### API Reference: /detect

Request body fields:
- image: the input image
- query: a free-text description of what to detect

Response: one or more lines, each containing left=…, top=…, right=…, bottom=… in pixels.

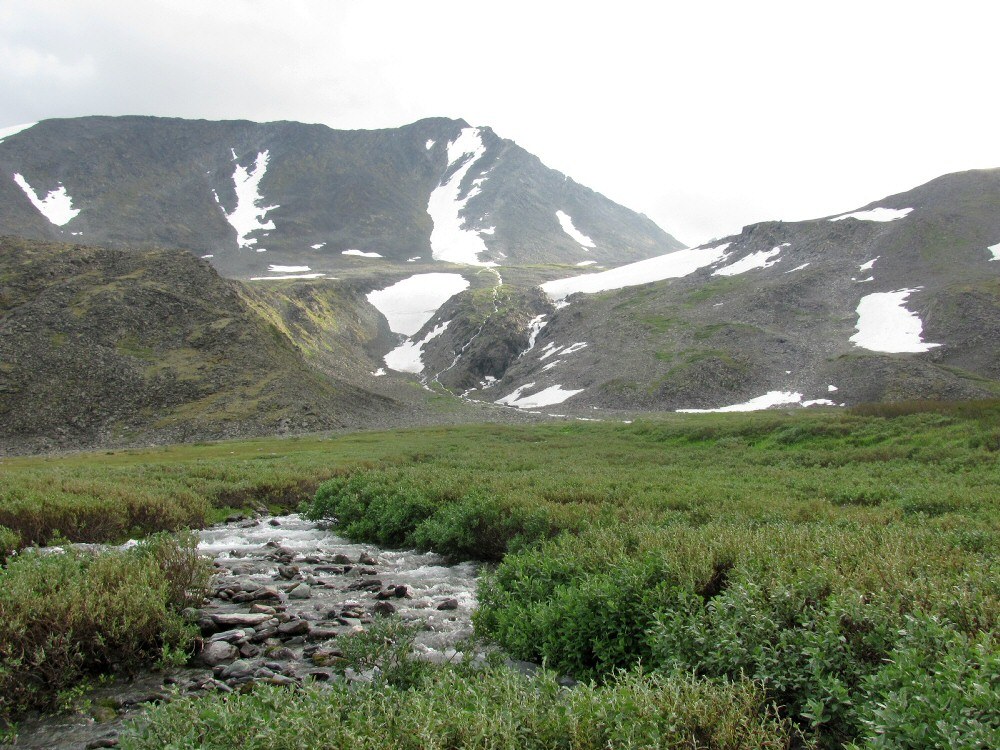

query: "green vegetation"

left=123, top=623, right=790, bottom=750
left=2, top=404, right=997, bottom=745
left=0, top=533, right=208, bottom=717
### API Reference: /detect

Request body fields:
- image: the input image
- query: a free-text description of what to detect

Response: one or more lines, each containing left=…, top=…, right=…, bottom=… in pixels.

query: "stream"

left=5, top=514, right=482, bottom=749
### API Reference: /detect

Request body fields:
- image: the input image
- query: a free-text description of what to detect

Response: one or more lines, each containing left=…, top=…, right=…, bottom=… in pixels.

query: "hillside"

left=413, top=169, right=1000, bottom=412
left=0, top=237, right=399, bottom=453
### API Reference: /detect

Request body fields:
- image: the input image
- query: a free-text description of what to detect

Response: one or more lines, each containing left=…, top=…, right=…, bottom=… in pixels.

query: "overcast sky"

left=2, top=0, right=997, bottom=246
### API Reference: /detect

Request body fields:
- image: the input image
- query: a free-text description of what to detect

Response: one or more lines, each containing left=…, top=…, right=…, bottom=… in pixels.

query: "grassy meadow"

left=1, top=403, right=998, bottom=747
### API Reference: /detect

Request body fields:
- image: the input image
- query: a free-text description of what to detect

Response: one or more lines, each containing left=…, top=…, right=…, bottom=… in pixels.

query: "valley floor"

left=1, top=403, right=997, bottom=748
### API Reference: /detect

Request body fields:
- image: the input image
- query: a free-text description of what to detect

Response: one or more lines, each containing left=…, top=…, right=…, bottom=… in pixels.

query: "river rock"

left=208, top=628, right=247, bottom=643
left=358, top=551, right=378, bottom=565
left=201, top=641, right=238, bottom=666
left=373, top=601, right=397, bottom=617
left=287, top=583, right=312, bottom=599
left=220, top=659, right=257, bottom=680
left=277, top=619, right=310, bottom=637
left=436, top=598, right=460, bottom=611
left=211, top=612, right=273, bottom=628
left=251, top=585, right=281, bottom=601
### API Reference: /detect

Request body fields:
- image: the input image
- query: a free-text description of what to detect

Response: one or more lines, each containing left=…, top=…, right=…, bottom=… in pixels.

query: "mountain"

left=0, top=115, right=996, bottom=452
left=0, top=116, right=682, bottom=279
left=448, top=169, right=999, bottom=413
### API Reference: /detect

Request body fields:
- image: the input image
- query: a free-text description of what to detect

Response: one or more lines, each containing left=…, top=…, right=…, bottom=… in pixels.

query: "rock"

left=201, top=641, right=238, bottom=666
left=265, top=674, right=298, bottom=687
left=277, top=564, right=299, bottom=580
left=208, top=628, right=247, bottom=643
left=269, top=518, right=281, bottom=526
left=251, top=586, right=281, bottom=601
left=287, top=583, right=312, bottom=599
left=313, top=565, right=346, bottom=574
left=306, top=626, right=340, bottom=641
left=373, top=601, right=397, bottom=617
left=220, top=659, right=256, bottom=680
left=211, top=613, right=273, bottom=628
left=358, top=552, right=378, bottom=565
left=436, top=598, right=460, bottom=611
left=266, top=646, right=296, bottom=660
left=376, top=585, right=408, bottom=600
left=358, top=567, right=378, bottom=576
left=250, top=603, right=277, bottom=614
left=347, top=578, right=382, bottom=592
left=333, top=553, right=352, bottom=564
left=85, top=736, right=120, bottom=749
left=239, top=643, right=261, bottom=658
left=250, top=626, right=278, bottom=643
left=277, top=619, right=311, bottom=637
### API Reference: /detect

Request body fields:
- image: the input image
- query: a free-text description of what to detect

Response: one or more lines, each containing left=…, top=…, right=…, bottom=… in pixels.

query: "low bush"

left=121, top=666, right=792, bottom=750
left=0, top=533, right=209, bottom=718
left=0, top=525, right=19, bottom=563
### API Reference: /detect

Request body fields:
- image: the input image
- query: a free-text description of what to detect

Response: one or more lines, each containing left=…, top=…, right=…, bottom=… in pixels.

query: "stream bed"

left=5, top=514, right=482, bottom=749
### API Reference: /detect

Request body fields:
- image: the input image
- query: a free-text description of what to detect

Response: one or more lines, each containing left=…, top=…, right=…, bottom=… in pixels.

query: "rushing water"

left=5, top=514, right=482, bottom=749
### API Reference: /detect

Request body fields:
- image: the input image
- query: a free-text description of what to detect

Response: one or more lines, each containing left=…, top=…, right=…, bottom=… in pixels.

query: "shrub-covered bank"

left=0, top=533, right=209, bottom=718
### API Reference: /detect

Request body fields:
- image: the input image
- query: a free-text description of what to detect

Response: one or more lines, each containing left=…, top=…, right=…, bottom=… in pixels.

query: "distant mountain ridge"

left=0, top=116, right=683, bottom=279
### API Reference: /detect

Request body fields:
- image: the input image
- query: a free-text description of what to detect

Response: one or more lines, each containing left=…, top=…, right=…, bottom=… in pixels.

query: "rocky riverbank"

left=5, top=514, right=481, bottom=749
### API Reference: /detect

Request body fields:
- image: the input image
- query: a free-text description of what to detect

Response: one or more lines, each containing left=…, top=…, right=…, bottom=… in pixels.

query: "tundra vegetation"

left=1, top=402, right=997, bottom=748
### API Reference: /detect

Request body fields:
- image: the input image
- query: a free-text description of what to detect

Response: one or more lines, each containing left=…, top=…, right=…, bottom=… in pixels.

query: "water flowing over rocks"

left=5, top=514, right=480, bottom=750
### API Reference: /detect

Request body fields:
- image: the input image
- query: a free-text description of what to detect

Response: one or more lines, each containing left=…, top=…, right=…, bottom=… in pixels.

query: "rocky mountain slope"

left=0, top=236, right=400, bottom=453
left=442, top=169, right=999, bottom=414
left=0, top=116, right=682, bottom=279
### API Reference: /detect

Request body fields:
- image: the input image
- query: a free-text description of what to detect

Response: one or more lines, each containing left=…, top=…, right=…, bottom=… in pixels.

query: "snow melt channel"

left=367, top=273, right=469, bottom=337
left=427, top=128, right=495, bottom=266
left=225, top=150, right=278, bottom=249
left=849, top=289, right=941, bottom=353
left=13, top=173, right=80, bottom=226
left=541, top=243, right=731, bottom=303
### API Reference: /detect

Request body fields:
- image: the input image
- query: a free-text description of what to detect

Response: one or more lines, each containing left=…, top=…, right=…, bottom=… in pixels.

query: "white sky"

left=1, top=0, right=997, bottom=246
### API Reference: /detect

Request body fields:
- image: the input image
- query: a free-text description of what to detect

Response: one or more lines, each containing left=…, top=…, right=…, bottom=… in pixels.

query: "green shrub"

left=851, top=616, right=1000, bottom=749
left=121, top=666, right=792, bottom=749
left=0, top=534, right=209, bottom=718
left=0, top=525, right=19, bottom=563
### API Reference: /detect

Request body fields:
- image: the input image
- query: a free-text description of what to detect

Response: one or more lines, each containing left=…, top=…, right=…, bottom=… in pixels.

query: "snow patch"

left=371, top=368, right=386, bottom=377
left=828, top=384, right=838, bottom=392
left=496, top=383, right=584, bottom=409
left=560, top=342, right=588, bottom=355
left=384, top=321, right=450, bottom=374
left=249, top=273, right=325, bottom=281
left=425, top=139, right=435, bottom=150
left=575, top=260, right=598, bottom=267
left=541, top=359, right=562, bottom=372
left=201, top=254, right=214, bottom=259
left=311, top=242, right=326, bottom=250
left=785, top=263, right=810, bottom=273
left=225, top=151, right=278, bottom=248
left=802, top=399, right=837, bottom=407
left=407, top=256, right=421, bottom=263
left=12, top=173, right=80, bottom=226
left=538, top=343, right=561, bottom=361
left=859, top=257, right=879, bottom=271
left=850, top=289, right=941, bottom=353
left=677, top=391, right=804, bottom=413
left=343, top=249, right=383, bottom=258
left=713, top=245, right=785, bottom=276
left=988, top=243, right=1000, bottom=261
left=830, top=207, right=913, bottom=222
left=542, top=243, right=730, bottom=303
left=427, top=128, right=495, bottom=266
left=366, top=273, right=469, bottom=336
left=555, top=210, right=596, bottom=249
left=268, top=265, right=310, bottom=273
left=0, top=122, right=37, bottom=143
